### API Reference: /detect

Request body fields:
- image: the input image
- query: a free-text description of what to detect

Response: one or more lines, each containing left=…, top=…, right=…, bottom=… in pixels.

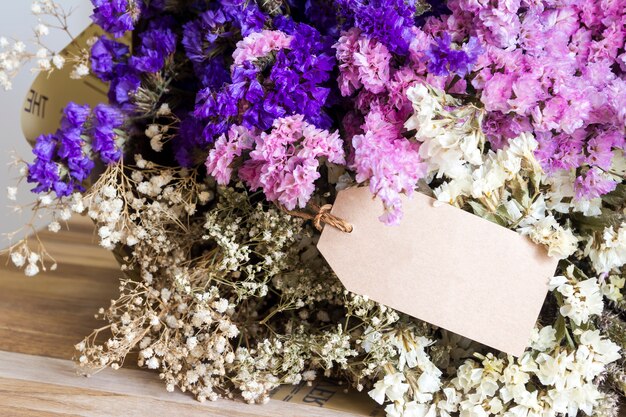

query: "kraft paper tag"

left=21, top=25, right=130, bottom=145
left=318, top=187, right=558, bottom=356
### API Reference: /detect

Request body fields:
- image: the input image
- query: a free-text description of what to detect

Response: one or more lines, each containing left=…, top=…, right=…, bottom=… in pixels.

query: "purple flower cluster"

left=425, top=33, right=482, bottom=77
left=335, top=0, right=418, bottom=55
left=91, top=18, right=176, bottom=110
left=81, top=0, right=625, bottom=222
left=91, top=0, right=140, bottom=38
left=27, top=103, right=124, bottom=197
left=129, top=17, right=177, bottom=73
left=182, top=1, right=266, bottom=88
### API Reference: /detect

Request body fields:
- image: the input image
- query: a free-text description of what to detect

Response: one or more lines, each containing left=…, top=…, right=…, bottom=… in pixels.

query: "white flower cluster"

left=368, top=324, right=620, bottom=417
left=405, top=84, right=484, bottom=180
left=406, top=85, right=578, bottom=260
left=550, top=266, right=604, bottom=326
left=585, top=223, right=626, bottom=274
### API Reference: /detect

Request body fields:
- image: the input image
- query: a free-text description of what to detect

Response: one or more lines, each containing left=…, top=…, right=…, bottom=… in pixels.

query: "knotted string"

left=279, top=203, right=353, bottom=233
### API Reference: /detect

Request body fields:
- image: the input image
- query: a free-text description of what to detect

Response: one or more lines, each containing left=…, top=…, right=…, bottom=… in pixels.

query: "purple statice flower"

left=207, top=115, right=345, bottom=210
left=425, top=33, right=483, bottom=77
left=535, top=131, right=586, bottom=174
left=91, top=105, right=125, bottom=164
left=267, top=21, right=335, bottom=129
left=129, top=17, right=177, bottom=73
left=182, top=2, right=267, bottom=88
left=574, top=168, right=618, bottom=200
left=90, top=36, right=139, bottom=110
left=108, top=66, right=141, bottom=110
left=58, top=127, right=95, bottom=183
left=27, top=102, right=127, bottom=197
left=90, top=37, right=130, bottom=82
left=90, top=0, right=140, bottom=38
left=335, top=0, right=417, bottom=55
left=174, top=116, right=206, bottom=167
left=193, top=63, right=263, bottom=143
left=27, top=134, right=64, bottom=195
left=61, top=102, right=91, bottom=130
left=222, top=0, right=266, bottom=37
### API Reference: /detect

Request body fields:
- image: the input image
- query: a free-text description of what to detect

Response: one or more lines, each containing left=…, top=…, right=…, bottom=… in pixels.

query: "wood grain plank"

left=0, top=352, right=365, bottom=417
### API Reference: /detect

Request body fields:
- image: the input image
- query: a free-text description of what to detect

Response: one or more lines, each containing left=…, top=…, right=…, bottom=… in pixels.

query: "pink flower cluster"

left=334, top=28, right=446, bottom=224
left=232, top=30, right=293, bottom=66
left=206, top=115, right=345, bottom=210
left=337, top=0, right=626, bottom=215
left=435, top=0, right=626, bottom=199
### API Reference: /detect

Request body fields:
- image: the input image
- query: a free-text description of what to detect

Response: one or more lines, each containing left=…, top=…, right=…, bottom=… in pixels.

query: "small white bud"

left=11, top=252, right=25, bottom=268
left=35, top=23, right=49, bottom=36
left=48, top=221, right=61, bottom=233
left=6, top=186, right=17, bottom=201
left=52, top=55, right=65, bottom=69
left=25, top=263, right=40, bottom=276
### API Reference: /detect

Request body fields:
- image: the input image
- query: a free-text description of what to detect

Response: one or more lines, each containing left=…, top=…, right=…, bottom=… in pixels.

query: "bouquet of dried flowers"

left=3, top=0, right=626, bottom=416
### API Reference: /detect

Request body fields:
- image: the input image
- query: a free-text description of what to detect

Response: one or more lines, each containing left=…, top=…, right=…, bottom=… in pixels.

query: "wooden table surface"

left=0, top=216, right=379, bottom=417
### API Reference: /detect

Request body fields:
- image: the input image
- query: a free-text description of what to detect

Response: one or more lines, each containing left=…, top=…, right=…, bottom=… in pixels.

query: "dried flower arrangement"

left=2, top=1, right=626, bottom=416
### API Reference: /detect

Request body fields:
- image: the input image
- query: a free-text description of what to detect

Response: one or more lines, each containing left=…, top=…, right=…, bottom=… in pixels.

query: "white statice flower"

left=585, top=223, right=626, bottom=274
left=469, top=158, right=507, bottom=199
left=600, top=275, right=625, bottom=303
left=369, top=372, right=410, bottom=405
left=405, top=83, right=442, bottom=130
left=6, top=186, right=17, bottom=201
left=550, top=272, right=603, bottom=326
left=519, top=215, right=578, bottom=259
left=434, top=174, right=472, bottom=206
left=544, top=171, right=602, bottom=216
left=530, top=326, right=557, bottom=352
left=578, top=330, right=621, bottom=366
left=405, top=84, right=485, bottom=180
left=70, top=63, right=89, bottom=79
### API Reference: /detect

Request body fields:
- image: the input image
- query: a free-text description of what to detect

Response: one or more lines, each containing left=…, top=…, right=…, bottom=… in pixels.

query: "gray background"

left=1, top=1, right=90, bottom=241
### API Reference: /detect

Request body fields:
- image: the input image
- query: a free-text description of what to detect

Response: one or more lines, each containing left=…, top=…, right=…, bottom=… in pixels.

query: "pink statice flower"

left=232, top=30, right=293, bottom=66
left=235, top=115, right=345, bottom=210
left=352, top=107, right=426, bottom=225
left=481, top=72, right=514, bottom=113
left=335, top=28, right=392, bottom=95
left=353, top=36, right=392, bottom=94
left=335, top=28, right=363, bottom=96
left=206, top=125, right=258, bottom=184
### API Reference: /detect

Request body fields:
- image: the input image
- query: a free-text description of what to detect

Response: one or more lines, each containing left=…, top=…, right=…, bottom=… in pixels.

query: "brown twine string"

left=279, top=203, right=353, bottom=233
